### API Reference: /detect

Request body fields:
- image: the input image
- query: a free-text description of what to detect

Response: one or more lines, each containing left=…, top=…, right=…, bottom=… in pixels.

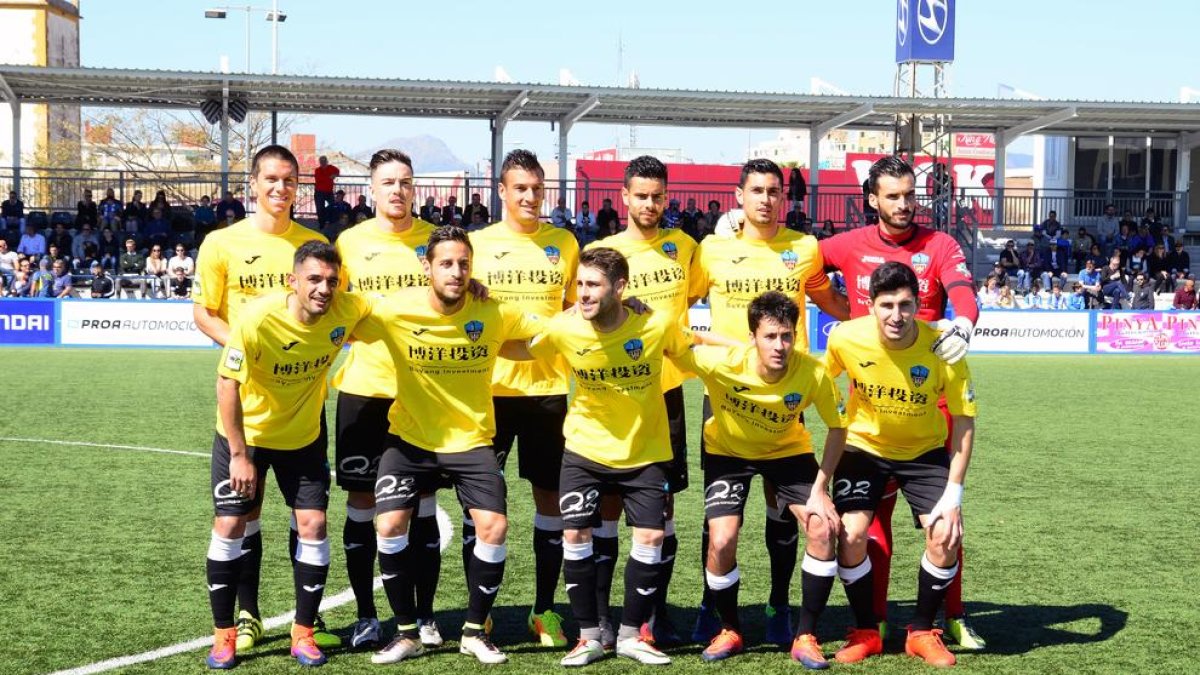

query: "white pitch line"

left=0, top=437, right=209, bottom=458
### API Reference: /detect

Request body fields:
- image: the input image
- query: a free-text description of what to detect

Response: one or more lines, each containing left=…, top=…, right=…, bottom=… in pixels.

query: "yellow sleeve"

left=943, top=358, right=977, bottom=417
left=499, top=300, right=543, bottom=342
left=687, top=244, right=710, bottom=300
left=810, top=365, right=849, bottom=429
left=350, top=295, right=390, bottom=345
left=217, top=317, right=254, bottom=383
left=662, top=321, right=694, bottom=359
left=561, top=236, right=580, bottom=304
left=334, top=237, right=352, bottom=292
left=194, top=238, right=226, bottom=311
left=684, top=344, right=725, bottom=376
left=527, top=323, right=559, bottom=361
left=803, top=239, right=831, bottom=293
left=822, top=329, right=845, bottom=379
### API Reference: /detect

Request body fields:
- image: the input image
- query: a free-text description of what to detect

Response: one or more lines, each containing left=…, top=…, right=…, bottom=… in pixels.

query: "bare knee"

left=376, top=510, right=411, bottom=538
left=472, top=510, right=508, bottom=545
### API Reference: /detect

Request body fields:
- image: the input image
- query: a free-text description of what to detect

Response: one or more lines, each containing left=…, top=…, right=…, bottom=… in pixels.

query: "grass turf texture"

left=1, top=349, right=1197, bottom=674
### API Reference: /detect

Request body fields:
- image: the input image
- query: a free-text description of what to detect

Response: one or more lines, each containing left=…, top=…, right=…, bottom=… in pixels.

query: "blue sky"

left=80, top=0, right=1200, bottom=165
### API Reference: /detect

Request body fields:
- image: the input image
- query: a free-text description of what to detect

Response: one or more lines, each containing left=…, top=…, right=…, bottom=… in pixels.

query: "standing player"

left=818, top=155, right=983, bottom=649
left=583, top=155, right=697, bottom=645
left=688, top=158, right=849, bottom=645
left=192, top=145, right=338, bottom=651
left=679, top=291, right=848, bottom=666
left=329, top=149, right=442, bottom=649
left=469, top=150, right=580, bottom=647
left=204, top=241, right=370, bottom=669
left=353, top=226, right=541, bottom=665
left=823, top=261, right=976, bottom=667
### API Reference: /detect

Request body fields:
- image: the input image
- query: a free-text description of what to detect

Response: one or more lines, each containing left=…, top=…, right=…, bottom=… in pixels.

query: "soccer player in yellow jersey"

left=584, top=155, right=696, bottom=646
left=328, top=149, right=439, bottom=649
left=469, top=149, right=579, bottom=647
left=205, top=241, right=370, bottom=669
left=350, top=226, right=541, bottom=665
left=688, top=158, right=850, bottom=646
left=823, top=261, right=976, bottom=668
left=192, top=144, right=331, bottom=652
left=675, top=291, right=847, bottom=667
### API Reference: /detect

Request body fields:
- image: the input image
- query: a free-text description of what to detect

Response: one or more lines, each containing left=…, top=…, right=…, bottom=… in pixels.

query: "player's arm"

left=805, top=365, right=850, bottom=532
left=927, top=358, right=976, bottom=549
left=809, top=284, right=850, bottom=321
left=192, top=243, right=230, bottom=345
left=216, top=375, right=254, bottom=496
left=691, top=329, right=742, bottom=348
left=195, top=305, right=231, bottom=346
left=931, top=236, right=980, bottom=364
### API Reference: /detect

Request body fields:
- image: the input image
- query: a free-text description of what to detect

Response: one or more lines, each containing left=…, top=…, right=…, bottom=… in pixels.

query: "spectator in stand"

left=1072, top=226, right=1095, bottom=272
left=215, top=190, right=245, bottom=221
left=440, top=194, right=463, bottom=225
left=118, top=237, right=146, bottom=298
left=575, top=200, right=597, bottom=245
left=1018, top=241, right=1040, bottom=292
left=99, top=188, right=123, bottom=227
left=1142, top=208, right=1165, bottom=243
left=996, top=285, right=1017, bottom=309
left=1119, top=209, right=1138, bottom=233
left=815, top=218, right=836, bottom=240
left=597, top=197, right=620, bottom=237
left=463, top=192, right=489, bottom=225
left=990, top=261, right=1009, bottom=289
left=1147, top=243, right=1174, bottom=293
left=465, top=209, right=489, bottom=233
left=30, top=258, right=54, bottom=297
left=1077, top=259, right=1104, bottom=308
left=98, top=227, right=120, bottom=270
left=75, top=189, right=98, bottom=229
left=1097, top=204, right=1119, bottom=253
left=46, top=243, right=68, bottom=269
left=313, top=155, right=339, bottom=226
left=1040, top=210, right=1063, bottom=238
left=50, top=223, right=73, bottom=258
left=550, top=197, right=573, bottom=229
left=142, top=207, right=171, bottom=249
left=0, top=239, right=17, bottom=286
left=418, top=195, right=438, bottom=222
left=72, top=223, right=99, bottom=263
left=1086, top=243, right=1107, bottom=270
left=978, top=276, right=1001, bottom=308
left=1127, top=244, right=1149, bottom=278
left=1130, top=273, right=1155, bottom=309
left=426, top=208, right=442, bottom=226
left=193, top=194, right=218, bottom=244
left=89, top=261, right=115, bottom=299
left=784, top=201, right=806, bottom=232
left=169, top=266, right=192, bottom=300
left=1101, top=256, right=1131, bottom=309
left=1023, top=280, right=1045, bottom=309
left=216, top=208, right=238, bottom=231
left=1066, top=281, right=1087, bottom=309
left=704, top=199, right=722, bottom=234
left=681, top=197, right=704, bottom=240
left=1113, top=222, right=1134, bottom=258
left=168, top=243, right=195, bottom=276
left=73, top=242, right=100, bottom=273
left=1172, top=278, right=1197, bottom=310
left=1042, top=239, right=1070, bottom=290
left=1045, top=280, right=1069, bottom=310
left=1130, top=223, right=1155, bottom=255
left=7, top=260, right=32, bottom=297
left=998, top=239, right=1020, bottom=281
left=351, top=194, right=374, bottom=222
left=2, top=190, right=25, bottom=229
left=1168, top=240, right=1191, bottom=283
left=144, top=244, right=169, bottom=298
left=328, top=189, right=353, bottom=226
left=662, top=197, right=682, bottom=229
left=123, top=189, right=149, bottom=225
left=149, top=190, right=172, bottom=218
left=51, top=258, right=75, bottom=298
left=1029, top=224, right=1051, bottom=257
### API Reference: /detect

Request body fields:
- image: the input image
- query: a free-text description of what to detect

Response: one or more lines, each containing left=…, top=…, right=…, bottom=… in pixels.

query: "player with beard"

left=817, top=156, right=983, bottom=652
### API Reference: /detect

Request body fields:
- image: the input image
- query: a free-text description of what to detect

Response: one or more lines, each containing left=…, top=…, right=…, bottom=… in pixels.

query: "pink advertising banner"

left=1094, top=312, right=1200, bottom=353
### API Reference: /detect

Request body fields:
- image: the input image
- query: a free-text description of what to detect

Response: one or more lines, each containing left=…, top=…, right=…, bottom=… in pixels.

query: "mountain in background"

left=354, top=135, right=470, bottom=173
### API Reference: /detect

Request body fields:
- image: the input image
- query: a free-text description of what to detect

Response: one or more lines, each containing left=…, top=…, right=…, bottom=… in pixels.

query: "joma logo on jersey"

left=909, top=365, right=930, bottom=387
left=623, top=338, right=644, bottom=361
left=911, top=253, right=931, bottom=275
left=784, top=392, right=803, bottom=410
left=464, top=320, right=484, bottom=342
left=544, top=246, right=561, bottom=264
left=329, top=326, right=346, bottom=346
left=662, top=241, right=678, bottom=260
left=780, top=250, right=798, bottom=270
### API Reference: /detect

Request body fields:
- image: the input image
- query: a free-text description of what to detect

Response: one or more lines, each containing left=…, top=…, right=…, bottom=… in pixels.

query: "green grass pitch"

left=1, top=349, right=1197, bottom=674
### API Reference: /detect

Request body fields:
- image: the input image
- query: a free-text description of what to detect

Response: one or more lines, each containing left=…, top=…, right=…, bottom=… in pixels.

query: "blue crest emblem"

left=464, top=320, right=484, bottom=343
left=662, top=241, right=678, bottom=260
left=910, top=364, right=930, bottom=387
left=911, top=252, right=931, bottom=275
left=623, top=338, right=644, bottom=361
left=781, top=249, right=798, bottom=270
left=783, top=392, right=802, bottom=411
left=329, top=326, right=346, bottom=346
left=544, top=245, right=561, bottom=265
left=414, top=245, right=427, bottom=259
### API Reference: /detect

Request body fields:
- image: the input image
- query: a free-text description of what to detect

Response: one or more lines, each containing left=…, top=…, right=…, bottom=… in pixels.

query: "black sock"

left=293, top=560, right=329, bottom=628
left=563, top=552, right=599, bottom=630
left=466, top=542, right=506, bottom=628
left=841, top=558, right=876, bottom=629
left=765, top=510, right=798, bottom=609
left=410, top=512, right=441, bottom=620
left=593, top=527, right=619, bottom=622
left=700, top=520, right=712, bottom=608
left=207, top=555, right=243, bottom=629
left=343, top=516, right=377, bottom=619
left=655, top=525, right=678, bottom=618
left=706, top=567, right=741, bottom=631
left=236, top=528, right=262, bottom=618
left=532, top=520, right=564, bottom=615
left=620, top=557, right=660, bottom=632
left=288, top=526, right=299, bottom=568
left=460, top=516, right=476, bottom=584
left=796, top=556, right=837, bottom=636
left=379, top=540, right=417, bottom=635
left=913, top=556, right=957, bottom=631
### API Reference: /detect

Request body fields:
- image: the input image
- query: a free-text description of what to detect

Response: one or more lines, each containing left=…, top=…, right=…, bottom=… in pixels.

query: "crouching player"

left=677, top=291, right=848, bottom=667
left=824, top=261, right=976, bottom=667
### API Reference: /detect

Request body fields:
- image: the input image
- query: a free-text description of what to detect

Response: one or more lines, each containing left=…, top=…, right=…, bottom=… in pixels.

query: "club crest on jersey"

left=662, top=241, right=678, bottom=260
left=781, top=249, right=798, bottom=270
left=544, top=245, right=561, bottom=265
left=910, top=364, right=930, bottom=388
left=783, top=392, right=802, bottom=411
left=329, top=326, right=346, bottom=346
left=911, top=252, right=931, bottom=275
left=623, top=338, right=644, bottom=361
left=464, top=320, right=484, bottom=342
left=414, top=245, right=427, bottom=259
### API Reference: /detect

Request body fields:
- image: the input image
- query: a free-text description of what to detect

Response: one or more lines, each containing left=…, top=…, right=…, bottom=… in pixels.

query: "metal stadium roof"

left=4, top=65, right=1200, bottom=136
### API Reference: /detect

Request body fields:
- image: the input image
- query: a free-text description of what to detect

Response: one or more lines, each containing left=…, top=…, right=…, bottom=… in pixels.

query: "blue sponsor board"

left=0, top=298, right=57, bottom=344
left=895, top=0, right=955, bottom=64
left=813, top=310, right=841, bottom=352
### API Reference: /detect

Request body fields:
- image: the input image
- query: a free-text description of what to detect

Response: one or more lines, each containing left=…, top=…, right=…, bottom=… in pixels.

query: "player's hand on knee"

left=802, top=491, right=841, bottom=538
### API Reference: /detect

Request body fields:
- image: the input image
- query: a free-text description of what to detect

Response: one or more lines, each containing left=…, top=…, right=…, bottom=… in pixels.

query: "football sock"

left=563, top=540, right=599, bottom=631
left=796, top=554, right=838, bottom=636
left=532, top=513, right=564, bottom=615
left=411, top=496, right=442, bottom=620
left=207, top=532, right=245, bottom=629
left=914, top=553, right=958, bottom=631
left=655, top=519, right=678, bottom=619
left=765, top=506, right=799, bottom=609
left=342, top=505, right=377, bottom=619
left=466, top=540, right=506, bottom=627
left=293, top=538, right=330, bottom=627
left=236, top=519, right=262, bottom=618
left=619, top=542, right=661, bottom=638
left=705, top=566, right=741, bottom=631
left=593, top=520, right=619, bottom=621
left=378, top=533, right=417, bottom=635
left=840, top=557, right=876, bottom=629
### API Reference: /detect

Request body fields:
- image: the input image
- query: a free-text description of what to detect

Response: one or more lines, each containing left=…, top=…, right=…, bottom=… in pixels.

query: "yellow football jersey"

left=529, top=311, right=693, bottom=469
left=689, top=228, right=828, bottom=352
left=823, top=317, right=976, bottom=460
left=331, top=217, right=434, bottom=398
left=678, top=344, right=847, bottom=460
left=216, top=291, right=371, bottom=450
left=586, top=228, right=697, bottom=391
left=470, top=222, right=579, bottom=397
left=352, top=289, right=541, bottom=453
left=194, top=219, right=326, bottom=326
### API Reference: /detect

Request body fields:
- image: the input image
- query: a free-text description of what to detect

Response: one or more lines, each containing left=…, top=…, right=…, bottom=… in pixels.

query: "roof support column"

left=220, top=80, right=230, bottom=197
left=0, top=74, right=20, bottom=195
left=557, top=95, right=598, bottom=213
left=994, top=130, right=1006, bottom=228
left=490, top=90, right=530, bottom=219
left=809, top=104, right=873, bottom=221
left=1177, top=131, right=1195, bottom=231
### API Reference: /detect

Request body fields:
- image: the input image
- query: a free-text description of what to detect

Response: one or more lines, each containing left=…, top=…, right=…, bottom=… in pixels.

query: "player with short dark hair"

left=823, top=261, right=977, bottom=667
left=192, top=143, right=335, bottom=653
left=204, top=240, right=370, bottom=669
left=468, top=150, right=580, bottom=648
left=818, top=155, right=983, bottom=649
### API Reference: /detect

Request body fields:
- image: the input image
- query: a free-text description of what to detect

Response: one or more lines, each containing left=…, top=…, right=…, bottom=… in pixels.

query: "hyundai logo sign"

left=917, top=0, right=949, bottom=45
left=896, top=0, right=955, bottom=63
left=896, top=0, right=909, bottom=46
